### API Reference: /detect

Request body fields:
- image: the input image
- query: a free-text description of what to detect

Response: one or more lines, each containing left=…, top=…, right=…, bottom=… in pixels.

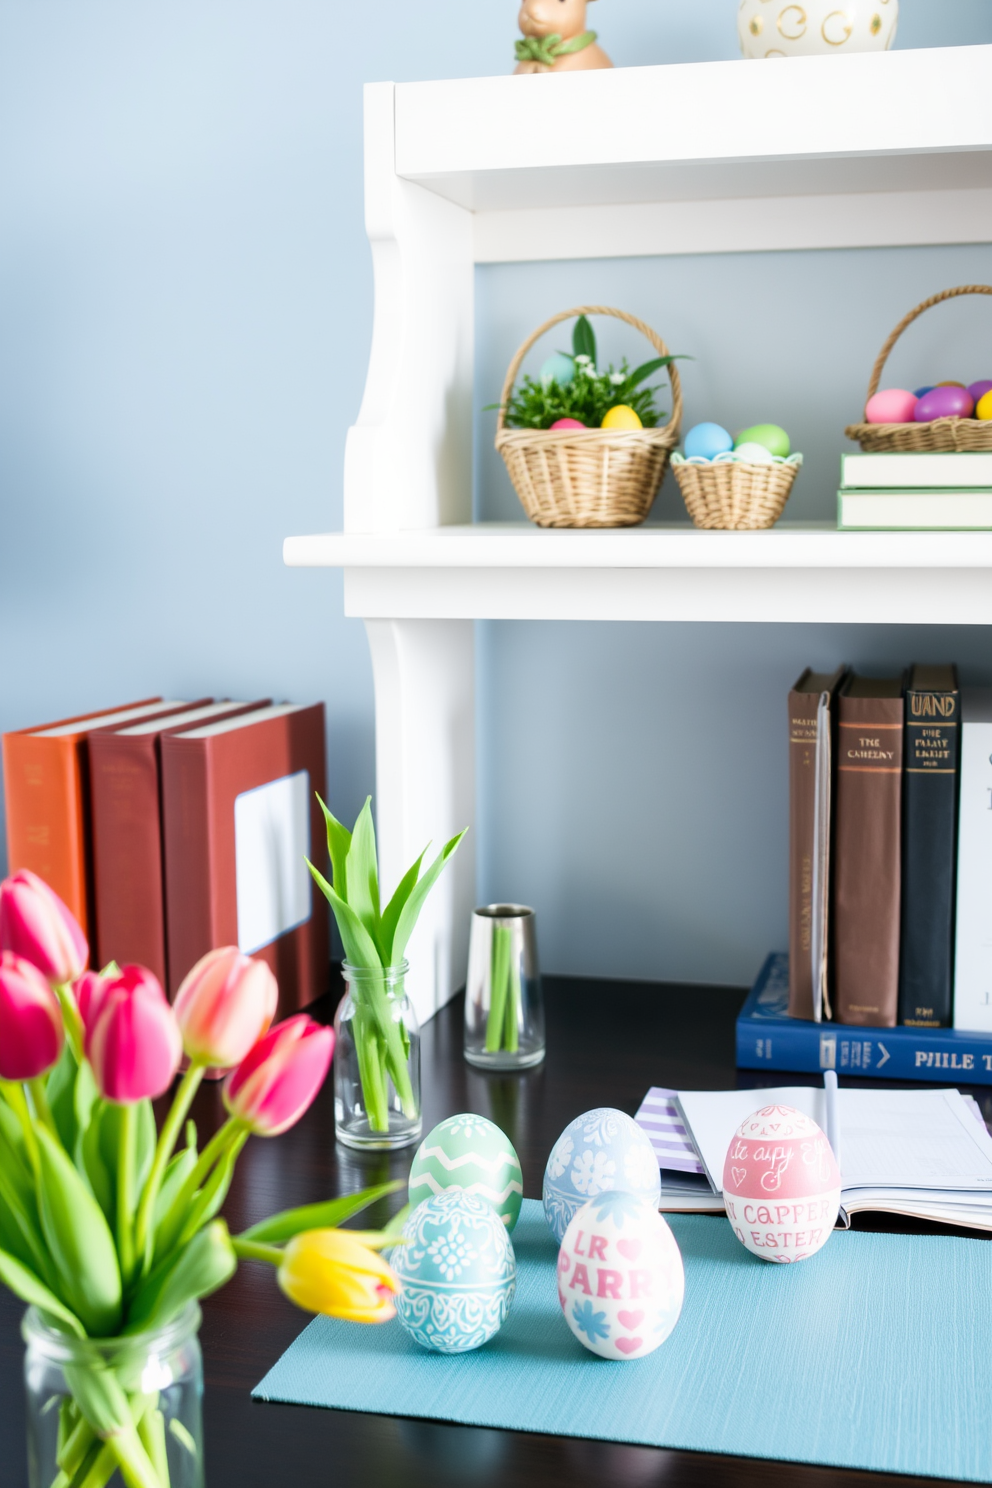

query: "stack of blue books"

left=738, top=954, right=992, bottom=1084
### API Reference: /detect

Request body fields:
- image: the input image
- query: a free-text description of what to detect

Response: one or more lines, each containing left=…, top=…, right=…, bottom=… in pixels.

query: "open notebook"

left=674, top=1085, right=992, bottom=1232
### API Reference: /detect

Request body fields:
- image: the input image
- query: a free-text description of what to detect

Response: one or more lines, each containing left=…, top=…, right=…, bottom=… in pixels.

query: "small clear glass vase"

left=464, top=905, right=545, bottom=1071
left=23, top=1302, right=203, bottom=1488
left=335, top=960, right=422, bottom=1150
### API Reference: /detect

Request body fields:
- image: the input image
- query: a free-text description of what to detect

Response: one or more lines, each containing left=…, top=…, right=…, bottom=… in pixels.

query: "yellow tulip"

left=277, top=1229, right=401, bottom=1323
left=601, top=404, right=643, bottom=431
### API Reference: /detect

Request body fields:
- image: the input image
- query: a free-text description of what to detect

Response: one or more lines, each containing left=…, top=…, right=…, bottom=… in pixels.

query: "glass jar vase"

left=464, top=905, right=545, bottom=1071
left=23, top=1302, right=203, bottom=1488
left=334, top=960, right=422, bottom=1149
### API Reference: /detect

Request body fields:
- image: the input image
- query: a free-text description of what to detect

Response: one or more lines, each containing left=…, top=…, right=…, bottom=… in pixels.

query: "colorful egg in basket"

left=390, top=1190, right=517, bottom=1353
left=408, top=1113, right=523, bottom=1231
left=722, top=1104, right=841, bottom=1264
left=557, top=1190, right=684, bottom=1360
left=543, top=1107, right=660, bottom=1244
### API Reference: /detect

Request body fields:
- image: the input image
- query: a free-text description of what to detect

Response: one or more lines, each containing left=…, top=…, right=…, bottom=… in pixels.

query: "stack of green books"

left=837, top=453, right=992, bottom=530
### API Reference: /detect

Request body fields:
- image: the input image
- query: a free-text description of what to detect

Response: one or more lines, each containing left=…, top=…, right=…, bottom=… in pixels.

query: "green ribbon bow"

left=514, top=30, right=596, bottom=68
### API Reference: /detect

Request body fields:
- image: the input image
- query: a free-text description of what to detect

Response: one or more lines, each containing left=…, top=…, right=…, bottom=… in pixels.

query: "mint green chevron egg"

left=409, top=1114, right=523, bottom=1231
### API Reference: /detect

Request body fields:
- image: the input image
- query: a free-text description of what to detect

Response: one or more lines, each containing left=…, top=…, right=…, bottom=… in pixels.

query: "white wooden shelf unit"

left=285, top=47, right=992, bottom=1022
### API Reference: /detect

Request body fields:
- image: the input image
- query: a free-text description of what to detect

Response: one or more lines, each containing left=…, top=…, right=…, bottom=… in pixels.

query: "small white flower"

left=574, top=354, right=591, bottom=365
left=610, top=372, right=625, bottom=386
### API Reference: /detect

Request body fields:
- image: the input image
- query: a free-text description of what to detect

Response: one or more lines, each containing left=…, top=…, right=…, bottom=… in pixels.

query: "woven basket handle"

left=864, top=284, right=992, bottom=407
left=496, top=304, right=684, bottom=434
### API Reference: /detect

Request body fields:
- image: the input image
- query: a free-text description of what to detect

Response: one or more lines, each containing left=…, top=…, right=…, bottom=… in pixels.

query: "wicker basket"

left=845, top=285, right=992, bottom=452
left=495, top=305, right=682, bottom=528
left=672, top=455, right=802, bottom=531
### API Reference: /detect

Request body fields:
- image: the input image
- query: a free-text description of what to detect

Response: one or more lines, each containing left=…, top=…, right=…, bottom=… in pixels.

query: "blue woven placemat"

left=254, top=1199, right=992, bottom=1481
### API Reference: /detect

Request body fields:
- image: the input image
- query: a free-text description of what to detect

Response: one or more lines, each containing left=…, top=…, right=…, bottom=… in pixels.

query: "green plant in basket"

left=307, top=797, right=466, bottom=1135
left=494, top=314, right=689, bottom=430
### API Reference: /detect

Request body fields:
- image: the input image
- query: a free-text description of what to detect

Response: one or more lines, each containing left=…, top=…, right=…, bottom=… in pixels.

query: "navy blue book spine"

left=898, top=676, right=959, bottom=1027
left=739, top=955, right=992, bottom=1083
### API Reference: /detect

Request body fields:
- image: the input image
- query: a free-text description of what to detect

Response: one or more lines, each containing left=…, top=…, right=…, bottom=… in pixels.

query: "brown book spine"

left=2, top=732, right=93, bottom=941
left=834, top=694, right=904, bottom=1026
left=89, top=734, right=171, bottom=984
left=788, top=690, right=819, bottom=1019
left=161, top=742, right=215, bottom=998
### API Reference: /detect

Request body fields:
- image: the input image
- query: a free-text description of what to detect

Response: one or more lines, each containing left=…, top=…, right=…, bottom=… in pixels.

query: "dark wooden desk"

left=2, top=976, right=985, bottom=1488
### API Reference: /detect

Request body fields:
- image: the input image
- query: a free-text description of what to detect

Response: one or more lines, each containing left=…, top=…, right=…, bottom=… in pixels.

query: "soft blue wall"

left=1, top=1, right=990, bottom=985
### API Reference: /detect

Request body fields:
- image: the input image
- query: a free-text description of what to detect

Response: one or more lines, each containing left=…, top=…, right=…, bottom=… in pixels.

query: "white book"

left=954, top=689, right=992, bottom=1032
left=838, top=489, right=992, bottom=530
left=841, top=452, right=992, bottom=489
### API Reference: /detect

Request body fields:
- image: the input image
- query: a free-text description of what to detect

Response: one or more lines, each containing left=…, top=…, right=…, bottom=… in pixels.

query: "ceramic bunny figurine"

left=514, top=0, right=613, bottom=73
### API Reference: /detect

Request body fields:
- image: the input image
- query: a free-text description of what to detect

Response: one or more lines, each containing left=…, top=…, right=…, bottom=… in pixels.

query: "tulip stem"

left=27, top=1075, right=58, bottom=1140
left=231, top=1238, right=283, bottom=1266
left=152, top=1117, right=242, bottom=1264
left=134, top=1062, right=205, bottom=1273
left=117, top=1102, right=136, bottom=1284
left=0, top=1080, right=39, bottom=1173
left=54, top=982, right=85, bottom=1065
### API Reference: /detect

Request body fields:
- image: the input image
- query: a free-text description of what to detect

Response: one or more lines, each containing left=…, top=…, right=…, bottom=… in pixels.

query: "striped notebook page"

left=635, top=1087, right=704, bottom=1174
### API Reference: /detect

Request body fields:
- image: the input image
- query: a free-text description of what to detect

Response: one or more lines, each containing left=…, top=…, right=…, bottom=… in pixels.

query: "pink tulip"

left=0, top=950, right=64, bottom=1080
left=223, top=1015, right=333, bottom=1136
left=173, top=947, right=278, bottom=1068
left=0, top=869, right=88, bottom=984
left=84, top=965, right=182, bottom=1103
left=73, top=969, right=108, bottom=1027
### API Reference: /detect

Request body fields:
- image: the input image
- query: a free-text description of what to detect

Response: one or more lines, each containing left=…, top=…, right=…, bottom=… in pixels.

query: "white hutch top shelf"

left=394, top=45, right=992, bottom=260
left=284, top=526, right=992, bottom=625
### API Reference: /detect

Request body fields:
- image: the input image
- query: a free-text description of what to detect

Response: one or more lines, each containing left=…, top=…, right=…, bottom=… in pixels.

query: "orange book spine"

left=3, top=732, right=93, bottom=944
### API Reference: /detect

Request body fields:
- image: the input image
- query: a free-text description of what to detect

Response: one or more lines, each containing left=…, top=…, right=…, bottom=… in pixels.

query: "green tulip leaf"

left=237, top=1179, right=405, bottom=1245
left=35, top=1126, right=122, bottom=1338
left=125, top=1220, right=236, bottom=1335
left=306, top=861, right=382, bottom=969
left=0, top=1247, right=85, bottom=1337
left=379, top=849, right=427, bottom=966
left=46, top=1043, right=80, bottom=1154
left=316, top=793, right=352, bottom=900
left=346, top=798, right=383, bottom=953
left=389, top=829, right=467, bottom=965
left=79, top=1103, right=114, bottom=1222
left=154, top=1145, right=198, bottom=1232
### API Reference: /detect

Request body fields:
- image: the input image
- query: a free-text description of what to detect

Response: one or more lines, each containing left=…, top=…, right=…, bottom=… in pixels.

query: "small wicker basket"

left=845, top=285, right=992, bottom=453
left=672, top=454, right=802, bottom=531
left=495, top=305, right=682, bottom=528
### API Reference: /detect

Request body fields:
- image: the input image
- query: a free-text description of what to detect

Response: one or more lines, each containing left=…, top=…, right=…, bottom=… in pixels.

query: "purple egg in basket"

left=914, top=385, right=975, bottom=422
left=968, top=380, right=992, bottom=407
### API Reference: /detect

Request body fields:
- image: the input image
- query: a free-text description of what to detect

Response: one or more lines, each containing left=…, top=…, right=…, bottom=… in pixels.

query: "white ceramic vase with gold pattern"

left=738, top=0, right=898, bottom=57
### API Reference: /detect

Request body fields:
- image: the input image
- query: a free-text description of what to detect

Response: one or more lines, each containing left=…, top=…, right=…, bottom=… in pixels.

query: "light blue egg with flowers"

left=540, top=352, right=575, bottom=388
left=390, top=1190, right=517, bottom=1354
left=684, top=422, right=733, bottom=460
left=543, top=1107, right=661, bottom=1244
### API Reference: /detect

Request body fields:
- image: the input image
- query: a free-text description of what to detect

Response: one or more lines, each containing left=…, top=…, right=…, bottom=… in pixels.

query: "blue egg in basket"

left=684, top=422, right=733, bottom=460
left=390, top=1190, right=517, bottom=1353
left=543, top=1107, right=661, bottom=1243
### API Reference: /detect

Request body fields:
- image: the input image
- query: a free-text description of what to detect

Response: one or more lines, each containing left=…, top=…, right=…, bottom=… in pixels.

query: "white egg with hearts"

left=543, top=1107, right=661, bottom=1243
left=557, top=1191, right=684, bottom=1361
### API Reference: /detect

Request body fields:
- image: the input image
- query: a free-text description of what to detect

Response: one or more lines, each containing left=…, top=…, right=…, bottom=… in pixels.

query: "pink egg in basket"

left=864, top=388, right=917, bottom=424
left=722, top=1105, right=841, bottom=1264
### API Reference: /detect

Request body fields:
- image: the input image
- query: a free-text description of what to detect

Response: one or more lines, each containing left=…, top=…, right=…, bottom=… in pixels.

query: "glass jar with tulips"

left=0, top=870, right=406, bottom=1488
left=307, top=797, right=465, bottom=1151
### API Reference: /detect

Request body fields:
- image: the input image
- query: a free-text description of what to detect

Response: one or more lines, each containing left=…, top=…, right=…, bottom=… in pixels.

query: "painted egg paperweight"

left=723, top=1104, right=841, bottom=1264
left=557, top=1191, right=684, bottom=1361
left=390, top=1190, right=517, bottom=1353
left=408, top=1113, right=524, bottom=1230
left=543, top=1107, right=661, bottom=1244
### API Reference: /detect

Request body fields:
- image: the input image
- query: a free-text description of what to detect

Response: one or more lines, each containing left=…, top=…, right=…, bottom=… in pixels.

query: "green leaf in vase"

left=379, top=849, right=427, bottom=966
left=35, top=1126, right=122, bottom=1337
left=0, top=1247, right=85, bottom=1337
left=125, top=1220, right=236, bottom=1335
left=389, top=830, right=468, bottom=965
left=306, top=861, right=382, bottom=969
left=316, top=793, right=352, bottom=900
left=237, top=1180, right=405, bottom=1245
left=347, top=798, right=383, bottom=953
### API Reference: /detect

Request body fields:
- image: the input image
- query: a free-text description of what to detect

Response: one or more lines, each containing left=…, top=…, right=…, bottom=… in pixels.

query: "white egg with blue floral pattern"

left=543, top=1107, right=661, bottom=1243
left=558, top=1191, right=684, bottom=1361
left=390, top=1190, right=516, bottom=1354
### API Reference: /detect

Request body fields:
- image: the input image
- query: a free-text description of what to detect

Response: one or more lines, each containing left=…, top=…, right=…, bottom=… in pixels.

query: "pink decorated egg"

left=723, top=1105, right=840, bottom=1265
left=915, top=385, right=974, bottom=421
left=557, top=1191, right=684, bottom=1361
left=550, top=417, right=586, bottom=430
left=968, top=380, right=992, bottom=407
left=864, top=388, right=917, bottom=424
